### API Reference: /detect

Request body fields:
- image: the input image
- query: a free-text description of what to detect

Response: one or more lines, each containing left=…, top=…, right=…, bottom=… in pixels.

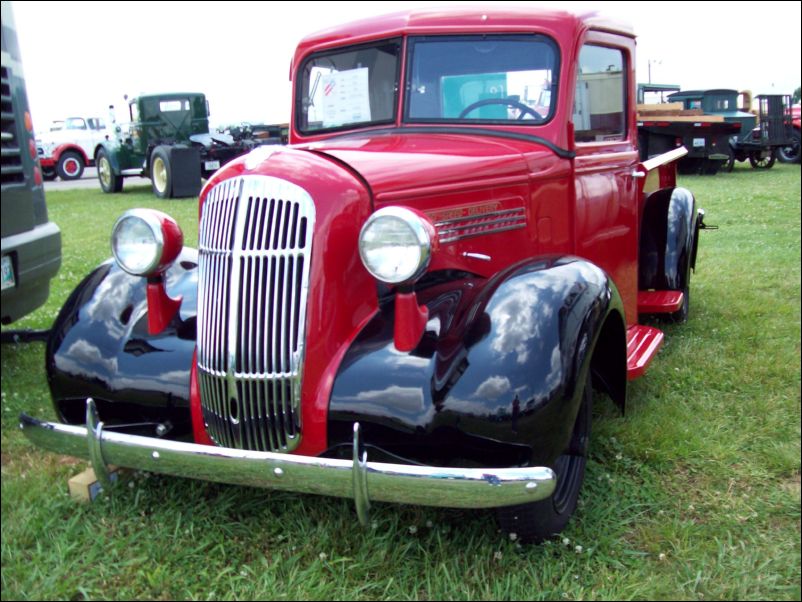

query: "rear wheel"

left=723, top=147, right=735, bottom=173
left=497, top=371, right=592, bottom=543
left=151, top=146, right=172, bottom=199
left=667, top=284, right=690, bottom=324
left=57, top=150, right=84, bottom=180
left=777, top=129, right=800, bottom=164
left=748, top=149, right=776, bottom=169
left=97, top=148, right=122, bottom=193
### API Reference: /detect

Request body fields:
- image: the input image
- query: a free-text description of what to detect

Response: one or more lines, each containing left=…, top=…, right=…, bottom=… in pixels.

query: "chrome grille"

left=197, top=175, right=315, bottom=452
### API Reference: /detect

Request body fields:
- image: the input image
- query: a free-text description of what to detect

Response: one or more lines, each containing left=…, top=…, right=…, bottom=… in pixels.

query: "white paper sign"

left=321, top=67, right=371, bottom=128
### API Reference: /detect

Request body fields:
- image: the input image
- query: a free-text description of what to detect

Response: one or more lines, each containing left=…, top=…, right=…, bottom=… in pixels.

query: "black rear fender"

left=639, top=187, right=697, bottom=291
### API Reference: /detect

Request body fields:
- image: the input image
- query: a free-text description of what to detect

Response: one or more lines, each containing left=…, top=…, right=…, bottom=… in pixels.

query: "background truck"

left=22, top=7, right=710, bottom=544
left=36, top=115, right=110, bottom=181
left=97, top=92, right=270, bottom=198
left=668, top=89, right=793, bottom=170
left=636, top=83, right=742, bottom=175
left=1, top=2, right=61, bottom=325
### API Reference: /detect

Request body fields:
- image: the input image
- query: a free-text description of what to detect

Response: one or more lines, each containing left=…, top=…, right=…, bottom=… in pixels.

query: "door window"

left=573, top=45, right=626, bottom=142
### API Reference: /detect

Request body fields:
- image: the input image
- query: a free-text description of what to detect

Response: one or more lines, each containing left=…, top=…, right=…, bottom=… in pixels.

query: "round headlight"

left=111, top=209, right=182, bottom=276
left=359, top=207, right=433, bottom=284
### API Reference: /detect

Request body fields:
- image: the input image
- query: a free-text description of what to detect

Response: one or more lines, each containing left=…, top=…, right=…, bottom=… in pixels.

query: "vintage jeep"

left=22, top=8, right=709, bottom=542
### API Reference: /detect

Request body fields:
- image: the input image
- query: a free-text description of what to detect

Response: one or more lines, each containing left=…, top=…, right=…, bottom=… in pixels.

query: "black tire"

left=748, top=149, right=776, bottom=169
left=96, top=148, right=123, bottom=193
left=723, top=147, right=735, bottom=173
left=667, top=284, right=690, bottom=324
left=777, top=129, right=800, bottom=164
left=150, top=146, right=172, bottom=199
left=56, top=150, right=84, bottom=180
left=497, top=371, right=592, bottom=543
left=42, top=167, right=57, bottom=181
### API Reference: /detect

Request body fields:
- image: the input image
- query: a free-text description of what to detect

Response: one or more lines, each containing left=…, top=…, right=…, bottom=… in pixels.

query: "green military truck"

left=1, top=2, right=61, bottom=325
left=97, top=93, right=273, bottom=199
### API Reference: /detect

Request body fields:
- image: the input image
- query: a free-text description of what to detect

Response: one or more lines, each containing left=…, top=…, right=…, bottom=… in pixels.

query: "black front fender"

left=46, top=250, right=199, bottom=438
left=328, top=257, right=624, bottom=468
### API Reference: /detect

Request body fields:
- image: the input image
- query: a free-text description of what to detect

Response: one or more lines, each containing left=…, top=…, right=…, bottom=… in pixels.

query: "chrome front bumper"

left=20, top=399, right=555, bottom=524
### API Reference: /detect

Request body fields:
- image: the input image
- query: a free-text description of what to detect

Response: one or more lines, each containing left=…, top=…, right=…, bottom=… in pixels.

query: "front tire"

left=57, top=150, right=84, bottom=180
left=497, top=371, right=592, bottom=543
left=97, top=148, right=122, bottom=193
left=151, top=146, right=172, bottom=199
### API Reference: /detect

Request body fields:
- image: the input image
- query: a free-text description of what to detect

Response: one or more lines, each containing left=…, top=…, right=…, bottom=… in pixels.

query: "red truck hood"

left=296, top=130, right=562, bottom=204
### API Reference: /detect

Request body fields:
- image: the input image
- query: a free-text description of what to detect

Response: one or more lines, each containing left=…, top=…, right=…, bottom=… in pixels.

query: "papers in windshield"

left=321, top=67, right=372, bottom=128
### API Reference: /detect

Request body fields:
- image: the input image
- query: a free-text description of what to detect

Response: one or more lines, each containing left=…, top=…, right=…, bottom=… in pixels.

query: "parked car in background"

left=37, top=116, right=110, bottom=180
left=1, top=2, right=61, bottom=324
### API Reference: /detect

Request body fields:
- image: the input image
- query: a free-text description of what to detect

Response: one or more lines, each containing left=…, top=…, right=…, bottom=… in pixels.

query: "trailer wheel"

left=496, top=371, right=592, bottom=543
left=748, top=150, right=776, bottom=169
left=151, top=146, right=173, bottom=199
left=777, top=129, right=800, bottom=164
left=57, top=151, right=84, bottom=180
left=97, top=148, right=123, bottom=193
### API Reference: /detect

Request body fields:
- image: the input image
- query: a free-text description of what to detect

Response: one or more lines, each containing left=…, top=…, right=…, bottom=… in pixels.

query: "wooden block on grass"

left=68, top=466, right=122, bottom=503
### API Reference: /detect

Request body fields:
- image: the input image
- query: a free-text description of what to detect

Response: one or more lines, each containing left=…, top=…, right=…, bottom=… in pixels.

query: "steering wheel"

left=458, top=98, right=544, bottom=122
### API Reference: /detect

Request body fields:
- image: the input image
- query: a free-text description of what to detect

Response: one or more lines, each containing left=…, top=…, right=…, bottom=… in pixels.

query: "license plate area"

left=1, top=255, right=15, bottom=291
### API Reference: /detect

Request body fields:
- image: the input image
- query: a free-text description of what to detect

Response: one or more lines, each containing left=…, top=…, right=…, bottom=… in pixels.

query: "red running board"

left=626, top=325, right=664, bottom=380
left=638, top=290, right=684, bottom=314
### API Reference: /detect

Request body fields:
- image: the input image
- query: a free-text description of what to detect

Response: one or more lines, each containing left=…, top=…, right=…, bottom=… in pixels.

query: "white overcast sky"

left=10, top=0, right=802, bottom=130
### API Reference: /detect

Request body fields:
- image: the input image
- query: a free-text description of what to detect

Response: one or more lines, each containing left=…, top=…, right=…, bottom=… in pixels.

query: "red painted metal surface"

left=192, top=8, right=682, bottom=455
left=626, top=325, right=664, bottom=380
left=52, top=143, right=91, bottom=165
left=638, top=290, right=684, bottom=314
left=145, top=280, right=181, bottom=336
left=394, top=292, right=429, bottom=352
left=189, top=349, right=214, bottom=445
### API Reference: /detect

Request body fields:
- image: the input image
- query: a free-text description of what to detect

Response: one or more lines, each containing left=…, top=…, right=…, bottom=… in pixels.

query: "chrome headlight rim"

left=111, top=208, right=165, bottom=276
left=358, top=206, right=433, bottom=285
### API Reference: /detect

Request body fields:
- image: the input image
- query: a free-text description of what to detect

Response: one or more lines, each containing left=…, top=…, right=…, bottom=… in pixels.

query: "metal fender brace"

left=692, top=209, right=718, bottom=272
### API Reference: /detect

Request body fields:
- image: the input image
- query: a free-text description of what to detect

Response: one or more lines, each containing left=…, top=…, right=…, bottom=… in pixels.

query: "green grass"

left=2, top=165, right=800, bottom=600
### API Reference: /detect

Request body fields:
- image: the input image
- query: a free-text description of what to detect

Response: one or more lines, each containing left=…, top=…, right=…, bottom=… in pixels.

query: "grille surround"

left=197, top=175, right=315, bottom=452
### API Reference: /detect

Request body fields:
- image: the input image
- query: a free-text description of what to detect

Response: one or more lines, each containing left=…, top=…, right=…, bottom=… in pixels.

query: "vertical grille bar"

left=197, top=176, right=315, bottom=453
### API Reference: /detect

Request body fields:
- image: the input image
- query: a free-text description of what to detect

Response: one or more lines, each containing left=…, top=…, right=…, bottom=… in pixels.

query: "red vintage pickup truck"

left=22, top=7, right=710, bottom=542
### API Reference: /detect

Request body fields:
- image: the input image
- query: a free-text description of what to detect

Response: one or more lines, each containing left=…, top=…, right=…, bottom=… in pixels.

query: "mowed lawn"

left=1, top=165, right=800, bottom=600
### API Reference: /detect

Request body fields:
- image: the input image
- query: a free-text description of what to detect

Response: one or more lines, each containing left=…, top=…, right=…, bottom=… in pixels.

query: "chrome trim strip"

left=435, top=207, right=526, bottom=244
left=433, top=207, right=525, bottom=228
left=440, top=223, right=526, bottom=244
left=352, top=423, right=370, bottom=526
left=20, top=405, right=556, bottom=518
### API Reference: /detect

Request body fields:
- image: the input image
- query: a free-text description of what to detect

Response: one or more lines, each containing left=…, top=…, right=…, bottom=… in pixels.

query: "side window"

left=573, top=45, right=626, bottom=143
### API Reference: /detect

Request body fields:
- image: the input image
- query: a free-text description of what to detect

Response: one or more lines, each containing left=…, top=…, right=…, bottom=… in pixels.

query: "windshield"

left=298, top=39, right=401, bottom=134
left=406, top=35, right=559, bottom=124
